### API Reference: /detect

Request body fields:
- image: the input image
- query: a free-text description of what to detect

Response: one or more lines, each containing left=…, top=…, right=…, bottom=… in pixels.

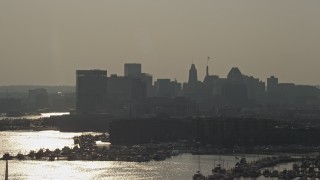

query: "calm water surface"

left=0, top=131, right=294, bottom=180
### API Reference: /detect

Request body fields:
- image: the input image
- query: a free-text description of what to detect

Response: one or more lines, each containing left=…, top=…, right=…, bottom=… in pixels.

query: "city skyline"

left=1, top=0, right=320, bottom=85
left=0, top=62, right=318, bottom=87
left=2, top=1, right=320, bottom=179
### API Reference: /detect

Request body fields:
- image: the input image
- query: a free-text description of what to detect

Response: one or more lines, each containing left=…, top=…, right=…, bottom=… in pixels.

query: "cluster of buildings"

left=76, top=64, right=196, bottom=118
left=0, top=62, right=319, bottom=119
left=1, top=62, right=319, bottom=145
left=0, top=87, right=75, bottom=113
left=75, top=63, right=320, bottom=119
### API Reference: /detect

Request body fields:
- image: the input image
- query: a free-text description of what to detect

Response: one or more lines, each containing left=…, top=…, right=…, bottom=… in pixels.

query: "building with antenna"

left=183, top=64, right=209, bottom=102
left=203, top=58, right=220, bottom=90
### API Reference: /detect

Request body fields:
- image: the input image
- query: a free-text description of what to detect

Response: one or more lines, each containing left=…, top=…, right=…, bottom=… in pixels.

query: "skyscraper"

left=124, top=63, right=142, bottom=77
left=222, top=67, right=248, bottom=105
left=154, top=79, right=172, bottom=97
left=76, top=70, right=108, bottom=114
left=227, top=67, right=244, bottom=83
left=267, top=76, right=279, bottom=93
left=188, top=64, right=198, bottom=84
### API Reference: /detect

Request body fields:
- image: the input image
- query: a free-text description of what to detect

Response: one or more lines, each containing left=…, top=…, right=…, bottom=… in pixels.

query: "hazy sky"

left=0, top=0, right=320, bottom=85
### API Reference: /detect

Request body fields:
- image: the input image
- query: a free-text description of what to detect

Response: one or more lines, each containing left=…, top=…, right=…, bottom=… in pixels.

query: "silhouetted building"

left=140, top=73, right=154, bottom=97
left=244, top=75, right=265, bottom=103
left=124, top=63, right=141, bottom=77
left=265, top=75, right=320, bottom=106
left=171, top=80, right=182, bottom=97
left=227, top=67, right=244, bottom=83
left=124, top=64, right=154, bottom=97
left=222, top=67, right=248, bottom=105
left=154, top=79, right=182, bottom=98
left=106, top=74, right=147, bottom=118
left=184, top=64, right=209, bottom=102
left=203, top=64, right=221, bottom=97
left=203, top=74, right=219, bottom=87
left=188, top=64, right=198, bottom=84
left=183, top=82, right=209, bottom=103
left=154, top=79, right=171, bottom=97
left=267, top=76, right=278, bottom=93
left=276, top=83, right=320, bottom=106
left=107, top=74, right=146, bottom=105
left=76, top=70, right=108, bottom=114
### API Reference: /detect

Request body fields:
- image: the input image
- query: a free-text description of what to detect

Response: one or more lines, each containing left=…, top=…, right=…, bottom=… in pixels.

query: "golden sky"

left=0, top=0, right=319, bottom=85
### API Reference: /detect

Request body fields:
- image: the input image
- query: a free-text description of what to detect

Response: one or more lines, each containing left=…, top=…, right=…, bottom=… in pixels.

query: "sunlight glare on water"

left=0, top=131, right=81, bottom=155
left=0, top=112, right=69, bottom=120
left=0, top=131, right=295, bottom=180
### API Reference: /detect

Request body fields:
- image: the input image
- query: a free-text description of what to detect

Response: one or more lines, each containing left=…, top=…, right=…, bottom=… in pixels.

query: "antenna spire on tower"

left=206, top=57, right=211, bottom=76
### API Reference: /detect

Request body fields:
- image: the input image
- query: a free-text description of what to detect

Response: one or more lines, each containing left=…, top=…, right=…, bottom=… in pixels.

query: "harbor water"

left=0, top=112, right=69, bottom=121
left=0, top=131, right=295, bottom=179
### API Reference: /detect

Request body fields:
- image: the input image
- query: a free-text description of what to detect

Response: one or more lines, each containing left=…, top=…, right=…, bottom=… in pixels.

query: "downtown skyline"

left=0, top=60, right=320, bottom=86
left=1, top=0, right=320, bottom=85
left=0, top=61, right=318, bottom=87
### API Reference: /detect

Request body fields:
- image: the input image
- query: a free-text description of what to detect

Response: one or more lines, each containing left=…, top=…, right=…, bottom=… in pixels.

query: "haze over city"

left=1, top=0, right=320, bottom=85
left=2, top=1, right=320, bottom=179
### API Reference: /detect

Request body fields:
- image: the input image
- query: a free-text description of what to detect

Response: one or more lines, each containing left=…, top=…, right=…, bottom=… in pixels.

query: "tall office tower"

left=188, top=64, right=198, bottom=84
left=154, top=79, right=171, bottom=97
left=140, top=73, right=154, bottom=97
left=124, top=63, right=142, bottom=77
left=267, top=76, right=279, bottom=93
left=76, top=70, right=108, bottom=114
left=227, top=67, right=245, bottom=83
left=223, top=67, right=248, bottom=105
left=107, top=74, right=146, bottom=104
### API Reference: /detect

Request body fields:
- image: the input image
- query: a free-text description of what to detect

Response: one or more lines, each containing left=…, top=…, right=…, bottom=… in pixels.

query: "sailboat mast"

left=198, top=154, right=201, bottom=172
left=5, top=160, right=8, bottom=180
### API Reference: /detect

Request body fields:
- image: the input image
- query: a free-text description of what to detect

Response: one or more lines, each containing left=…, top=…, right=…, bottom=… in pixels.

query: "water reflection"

left=0, top=155, right=296, bottom=180
left=0, top=131, right=80, bottom=155
left=0, top=112, right=69, bottom=120
left=0, top=131, right=297, bottom=179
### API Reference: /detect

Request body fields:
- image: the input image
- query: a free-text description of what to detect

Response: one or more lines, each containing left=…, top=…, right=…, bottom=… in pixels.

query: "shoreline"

left=1, top=133, right=320, bottom=163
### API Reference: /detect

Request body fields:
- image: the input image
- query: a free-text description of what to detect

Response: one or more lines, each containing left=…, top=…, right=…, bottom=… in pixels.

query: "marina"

left=193, top=156, right=320, bottom=179
left=1, top=154, right=296, bottom=180
left=0, top=130, right=319, bottom=179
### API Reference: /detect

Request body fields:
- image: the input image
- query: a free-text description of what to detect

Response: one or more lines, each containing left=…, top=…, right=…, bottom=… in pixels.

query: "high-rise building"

left=227, top=67, right=245, bottom=83
left=124, top=63, right=142, bottom=77
left=267, top=76, right=279, bottom=93
left=188, top=64, right=198, bottom=84
left=76, top=70, right=108, bottom=114
left=140, top=73, right=154, bottom=97
left=244, top=75, right=266, bottom=102
left=107, top=74, right=146, bottom=104
left=222, top=67, right=248, bottom=105
left=155, top=79, right=171, bottom=97
left=171, top=80, right=182, bottom=97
